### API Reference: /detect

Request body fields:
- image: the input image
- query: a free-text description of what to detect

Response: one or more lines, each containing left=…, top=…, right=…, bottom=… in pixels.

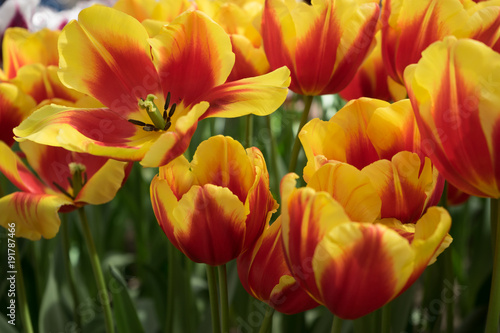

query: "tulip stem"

left=218, top=265, right=229, bottom=333
left=246, top=114, right=253, bottom=148
left=61, top=217, right=81, bottom=328
left=266, top=114, right=280, bottom=198
left=15, top=242, right=33, bottom=333
left=165, top=242, right=176, bottom=332
left=258, top=305, right=275, bottom=333
left=206, top=265, right=221, bottom=333
left=485, top=197, right=500, bottom=333
left=331, top=315, right=343, bottom=333
left=288, top=95, right=313, bottom=173
left=78, top=207, right=115, bottom=333
left=381, top=303, right=391, bottom=333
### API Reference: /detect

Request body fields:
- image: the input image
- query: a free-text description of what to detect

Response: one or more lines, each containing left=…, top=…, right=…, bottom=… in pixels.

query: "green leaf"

left=109, top=266, right=145, bottom=333
left=0, top=313, right=19, bottom=333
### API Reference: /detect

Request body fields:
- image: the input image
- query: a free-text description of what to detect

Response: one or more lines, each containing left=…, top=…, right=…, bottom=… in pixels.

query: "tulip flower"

left=381, top=0, right=500, bottom=85
left=280, top=167, right=452, bottom=319
left=261, top=0, right=380, bottom=96
left=405, top=36, right=500, bottom=198
left=150, top=135, right=278, bottom=266
left=2, top=27, right=59, bottom=80
left=0, top=140, right=129, bottom=240
left=299, top=98, right=443, bottom=222
left=237, top=216, right=319, bottom=314
left=14, top=6, right=290, bottom=167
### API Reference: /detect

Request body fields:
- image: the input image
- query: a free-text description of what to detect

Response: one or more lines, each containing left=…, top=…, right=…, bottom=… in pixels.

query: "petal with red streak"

left=0, top=82, right=36, bottom=146
left=58, top=6, right=161, bottom=115
left=313, top=222, right=414, bottom=319
left=149, top=10, right=234, bottom=107
left=14, top=105, right=159, bottom=162
left=172, top=184, right=248, bottom=266
left=0, top=192, right=72, bottom=240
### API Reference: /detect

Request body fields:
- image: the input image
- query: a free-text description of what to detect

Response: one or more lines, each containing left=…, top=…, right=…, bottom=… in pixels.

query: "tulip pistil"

left=131, top=93, right=177, bottom=132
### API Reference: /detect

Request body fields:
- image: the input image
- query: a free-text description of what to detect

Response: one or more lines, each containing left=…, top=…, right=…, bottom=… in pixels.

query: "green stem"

left=485, top=198, right=500, bottom=333
left=218, top=265, right=229, bottom=333
left=15, top=242, right=33, bottom=333
left=165, top=242, right=176, bottom=333
left=381, top=303, right=391, bottom=333
left=78, top=207, right=115, bottom=333
left=246, top=114, right=254, bottom=148
left=258, top=305, right=275, bottom=333
left=206, top=265, right=221, bottom=333
left=61, top=217, right=81, bottom=328
left=439, top=181, right=454, bottom=333
left=266, top=115, right=280, bottom=199
left=331, top=316, right=343, bottom=333
left=288, top=95, right=313, bottom=173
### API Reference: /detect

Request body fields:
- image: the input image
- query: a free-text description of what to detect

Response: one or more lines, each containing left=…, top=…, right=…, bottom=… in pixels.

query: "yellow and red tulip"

left=14, top=6, right=290, bottom=167
left=299, top=98, right=443, bottom=222
left=237, top=216, right=319, bottom=314
left=405, top=36, right=500, bottom=198
left=381, top=0, right=500, bottom=85
left=280, top=168, right=452, bottom=319
left=2, top=27, right=59, bottom=80
left=0, top=141, right=129, bottom=240
left=261, top=0, right=380, bottom=95
left=150, top=135, right=278, bottom=266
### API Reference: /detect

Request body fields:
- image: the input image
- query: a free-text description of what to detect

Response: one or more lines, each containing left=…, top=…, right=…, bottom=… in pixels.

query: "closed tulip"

left=150, top=135, right=277, bottom=266
left=405, top=36, right=500, bottom=198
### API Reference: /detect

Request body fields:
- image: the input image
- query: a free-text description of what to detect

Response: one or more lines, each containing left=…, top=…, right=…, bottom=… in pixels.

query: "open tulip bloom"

left=13, top=5, right=290, bottom=167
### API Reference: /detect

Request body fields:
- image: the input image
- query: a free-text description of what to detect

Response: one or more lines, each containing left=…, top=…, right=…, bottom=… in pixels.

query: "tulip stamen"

left=52, top=181, right=75, bottom=199
left=132, top=93, right=178, bottom=132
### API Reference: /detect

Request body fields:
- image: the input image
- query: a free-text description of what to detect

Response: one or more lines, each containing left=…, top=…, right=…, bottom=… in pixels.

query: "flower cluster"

left=1, top=0, right=500, bottom=331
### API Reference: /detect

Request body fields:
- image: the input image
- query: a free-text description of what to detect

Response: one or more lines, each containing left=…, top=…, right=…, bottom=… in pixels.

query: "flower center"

left=128, top=92, right=177, bottom=132
left=52, top=162, right=87, bottom=199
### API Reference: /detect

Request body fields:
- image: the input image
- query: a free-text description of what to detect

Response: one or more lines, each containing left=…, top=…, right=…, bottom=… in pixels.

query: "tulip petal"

left=141, top=102, right=208, bottom=167
left=281, top=173, right=351, bottom=298
left=307, top=163, right=381, bottom=222
left=149, top=10, right=234, bottom=107
left=227, top=35, right=270, bottom=82
left=313, top=222, right=414, bottom=319
left=76, top=159, right=128, bottom=205
left=362, top=152, right=436, bottom=223
left=0, top=141, right=47, bottom=193
left=0, top=82, right=36, bottom=146
left=150, top=174, right=183, bottom=249
left=172, top=184, right=248, bottom=266
left=58, top=5, right=161, bottom=115
left=201, top=66, right=291, bottom=119
left=0, top=192, right=72, bottom=240
left=11, top=65, right=85, bottom=105
left=366, top=99, right=421, bottom=160
left=190, top=135, right=254, bottom=202
left=14, top=105, right=159, bottom=162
